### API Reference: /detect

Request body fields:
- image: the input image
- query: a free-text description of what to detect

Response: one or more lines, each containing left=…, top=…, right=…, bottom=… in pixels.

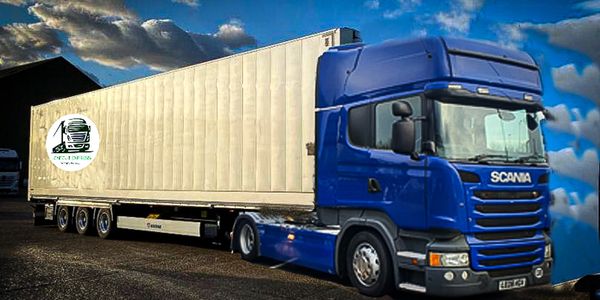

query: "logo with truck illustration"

left=46, top=114, right=99, bottom=171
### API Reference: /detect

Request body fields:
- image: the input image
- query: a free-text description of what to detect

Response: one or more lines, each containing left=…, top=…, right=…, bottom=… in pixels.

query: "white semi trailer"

left=29, top=28, right=358, bottom=236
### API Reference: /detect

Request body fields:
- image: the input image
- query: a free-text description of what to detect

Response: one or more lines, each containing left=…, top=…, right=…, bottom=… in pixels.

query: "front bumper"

left=423, top=259, right=552, bottom=297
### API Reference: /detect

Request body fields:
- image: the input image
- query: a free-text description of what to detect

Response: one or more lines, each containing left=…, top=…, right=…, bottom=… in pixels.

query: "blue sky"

left=1, top=0, right=598, bottom=283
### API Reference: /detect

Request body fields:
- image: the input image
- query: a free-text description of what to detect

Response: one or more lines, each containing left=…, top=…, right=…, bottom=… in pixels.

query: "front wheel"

left=346, top=231, right=393, bottom=297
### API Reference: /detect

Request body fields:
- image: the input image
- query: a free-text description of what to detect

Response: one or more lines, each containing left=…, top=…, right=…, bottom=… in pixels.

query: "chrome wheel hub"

left=98, top=213, right=110, bottom=233
left=77, top=210, right=88, bottom=230
left=352, top=242, right=381, bottom=287
left=58, top=209, right=68, bottom=228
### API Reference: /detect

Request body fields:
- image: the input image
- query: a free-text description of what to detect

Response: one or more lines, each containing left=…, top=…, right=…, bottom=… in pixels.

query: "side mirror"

left=392, top=101, right=413, bottom=117
left=391, top=120, right=415, bottom=155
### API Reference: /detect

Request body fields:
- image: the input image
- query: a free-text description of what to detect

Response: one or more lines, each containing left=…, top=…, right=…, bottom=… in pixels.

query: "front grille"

left=475, top=203, right=541, bottom=213
left=488, top=266, right=531, bottom=278
left=70, top=133, right=87, bottom=142
left=474, top=191, right=539, bottom=199
left=479, top=255, right=538, bottom=267
left=479, top=245, right=538, bottom=256
left=468, top=187, right=546, bottom=271
left=476, top=216, right=539, bottom=227
left=474, top=230, right=536, bottom=241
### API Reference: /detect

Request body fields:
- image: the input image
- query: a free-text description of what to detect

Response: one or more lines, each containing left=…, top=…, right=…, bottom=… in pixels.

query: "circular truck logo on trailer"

left=46, top=114, right=100, bottom=171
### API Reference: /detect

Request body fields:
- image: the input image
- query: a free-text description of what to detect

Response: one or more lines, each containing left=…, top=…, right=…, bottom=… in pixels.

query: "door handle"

left=368, top=178, right=381, bottom=193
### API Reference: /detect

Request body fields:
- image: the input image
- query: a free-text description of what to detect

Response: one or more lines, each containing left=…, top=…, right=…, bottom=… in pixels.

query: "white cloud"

left=499, top=14, right=600, bottom=65
left=551, top=188, right=598, bottom=231
left=459, top=0, right=484, bottom=11
left=383, top=0, right=421, bottom=19
left=434, top=0, right=484, bottom=34
left=364, top=0, right=379, bottom=10
left=0, top=0, right=30, bottom=6
left=576, top=0, right=600, bottom=11
left=552, top=63, right=600, bottom=106
left=547, top=104, right=600, bottom=148
left=0, top=1, right=257, bottom=72
left=0, top=22, right=61, bottom=67
left=546, top=104, right=575, bottom=134
left=548, top=147, right=599, bottom=189
left=172, top=0, right=199, bottom=7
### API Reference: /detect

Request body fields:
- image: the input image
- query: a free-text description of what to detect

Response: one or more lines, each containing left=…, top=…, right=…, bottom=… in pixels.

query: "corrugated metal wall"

left=29, top=28, right=352, bottom=209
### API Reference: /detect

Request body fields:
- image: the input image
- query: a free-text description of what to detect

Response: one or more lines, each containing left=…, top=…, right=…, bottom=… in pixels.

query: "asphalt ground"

left=0, top=195, right=586, bottom=300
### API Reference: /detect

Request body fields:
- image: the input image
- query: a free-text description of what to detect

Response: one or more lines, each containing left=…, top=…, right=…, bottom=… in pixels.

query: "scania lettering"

left=490, top=171, right=533, bottom=183
left=29, top=28, right=552, bottom=297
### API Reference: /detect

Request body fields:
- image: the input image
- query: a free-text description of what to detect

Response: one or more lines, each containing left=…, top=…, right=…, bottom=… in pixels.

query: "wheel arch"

left=231, top=213, right=262, bottom=256
left=335, top=219, right=399, bottom=285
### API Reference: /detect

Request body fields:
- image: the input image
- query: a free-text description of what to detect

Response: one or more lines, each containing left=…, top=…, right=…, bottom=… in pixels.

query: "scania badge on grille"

left=490, top=171, right=532, bottom=183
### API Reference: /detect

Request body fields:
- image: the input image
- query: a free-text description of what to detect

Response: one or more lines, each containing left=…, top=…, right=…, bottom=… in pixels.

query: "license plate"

left=499, top=278, right=526, bottom=291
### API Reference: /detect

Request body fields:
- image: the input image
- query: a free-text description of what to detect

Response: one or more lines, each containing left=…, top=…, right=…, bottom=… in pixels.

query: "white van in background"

left=0, top=148, right=20, bottom=194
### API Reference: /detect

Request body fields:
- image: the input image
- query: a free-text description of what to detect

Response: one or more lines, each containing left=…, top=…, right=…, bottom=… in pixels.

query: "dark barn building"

left=0, top=57, right=101, bottom=185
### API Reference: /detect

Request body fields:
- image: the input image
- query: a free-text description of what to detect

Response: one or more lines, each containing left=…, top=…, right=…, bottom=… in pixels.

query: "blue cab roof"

left=316, top=36, right=542, bottom=108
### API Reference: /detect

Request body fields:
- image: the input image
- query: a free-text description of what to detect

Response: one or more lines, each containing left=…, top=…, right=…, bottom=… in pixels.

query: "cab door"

left=335, top=95, right=428, bottom=230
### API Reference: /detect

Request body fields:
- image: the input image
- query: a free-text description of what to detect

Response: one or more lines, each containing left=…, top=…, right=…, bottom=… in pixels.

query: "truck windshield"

left=67, top=124, right=89, bottom=132
left=0, top=158, right=19, bottom=171
left=434, top=102, right=546, bottom=164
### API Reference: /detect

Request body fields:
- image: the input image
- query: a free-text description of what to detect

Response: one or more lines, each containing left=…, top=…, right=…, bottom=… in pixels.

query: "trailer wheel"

left=56, top=206, right=72, bottom=232
left=96, top=208, right=115, bottom=239
left=346, top=231, right=393, bottom=297
left=235, top=220, right=258, bottom=261
left=75, top=207, right=92, bottom=235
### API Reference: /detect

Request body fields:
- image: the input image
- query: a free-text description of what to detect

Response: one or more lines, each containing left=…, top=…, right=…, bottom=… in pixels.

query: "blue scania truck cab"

left=233, top=36, right=552, bottom=297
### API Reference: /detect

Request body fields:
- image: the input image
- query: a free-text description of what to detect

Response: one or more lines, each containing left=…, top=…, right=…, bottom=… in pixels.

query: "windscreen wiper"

left=509, top=154, right=546, bottom=164
left=466, top=154, right=508, bottom=163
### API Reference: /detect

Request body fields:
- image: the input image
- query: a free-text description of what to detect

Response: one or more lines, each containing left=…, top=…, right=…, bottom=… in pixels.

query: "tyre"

left=75, top=207, right=92, bottom=235
left=96, top=208, right=115, bottom=239
left=56, top=206, right=72, bottom=232
left=235, top=219, right=258, bottom=261
left=346, top=231, right=393, bottom=297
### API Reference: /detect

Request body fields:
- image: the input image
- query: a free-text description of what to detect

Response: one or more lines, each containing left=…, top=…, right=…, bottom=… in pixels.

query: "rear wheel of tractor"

left=96, top=208, right=115, bottom=239
left=56, top=206, right=72, bottom=232
left=346, top=231, right=393, bottom=297
left=75, top=207, right=92, bottom=235
left=235, top=220, right=258, bottom=262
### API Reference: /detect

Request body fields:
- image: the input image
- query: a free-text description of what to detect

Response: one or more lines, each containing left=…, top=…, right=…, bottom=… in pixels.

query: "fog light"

left=461, top=271, right=469, bottom=281
left=534, top=267, right=544, bottom=278
left=524, top=94, right=533, bottom=101
left=448, top=84, right=463, bottom=90
left=444, top=271, right=455, bottom=281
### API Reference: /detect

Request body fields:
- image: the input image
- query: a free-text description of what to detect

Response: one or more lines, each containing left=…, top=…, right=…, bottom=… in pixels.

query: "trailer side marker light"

left=287, top=233, right=295, bottom=241
left=147, top=214, right=160, bottom=219
left=476, top=87, right=489, bottom=94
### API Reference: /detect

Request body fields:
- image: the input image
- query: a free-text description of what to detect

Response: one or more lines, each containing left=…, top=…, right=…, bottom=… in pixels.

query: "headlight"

left=429, top=252, right=470, bottom=267
left=544, top=244, right=551, bottom=258
left=85, top=135, right=90, bottom=142
left=67, top=135, right=72, bottom=141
